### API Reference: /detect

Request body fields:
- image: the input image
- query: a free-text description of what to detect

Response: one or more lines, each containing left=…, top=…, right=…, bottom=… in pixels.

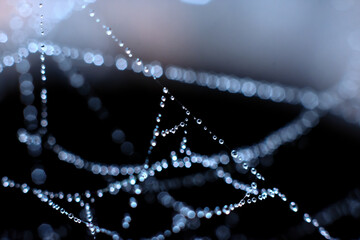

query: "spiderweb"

left=0, top=1, right=359, bottom=240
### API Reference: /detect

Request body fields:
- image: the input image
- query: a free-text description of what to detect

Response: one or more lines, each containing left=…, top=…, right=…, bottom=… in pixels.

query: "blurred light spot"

left=93, top=54, right=104, bottom=66
left=20, top=80, right=34, bottom=96
left=17, top=2, right=32, bottom=17
left=31, top=168, right=47, bottom=185
left=88, top=97, right=102, bottom=111
left=84, top=52, right=94, bottom=64
left=0, top=32, right=8, bottom=43
left=121, top=141, right=134, bottom=156
left=112, top=129, right=125, bottom=144
left=301, top=90, right=319, bottom=109
left=18, top=47, right=29, bottom=58
left=151, top=64, right=163, bottom=78
left=116, top=57, right=127, bottom=70
left=3, top=55, right=15, bottom=67
left=70, top=73, right=85, bottom=88
left=9, top=16, right=24, bottom=30
left=241, top=81, right=256, bottom=97
left=215, top=225, right=231, bottom=240
left=28, top=42, right=39, bottom=53
left=24, top=105, right=37, bottom=121
left=16, top=59, right=30, bottom=74
left=132, top=60, right=143, bottom=73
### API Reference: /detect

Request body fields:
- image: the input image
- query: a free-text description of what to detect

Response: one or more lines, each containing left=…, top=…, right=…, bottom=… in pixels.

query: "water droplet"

left=144, top=66, right=149, bottom=73
left=129, top=197, right=137, bottom=208
left=163, top=87, right=168, bottom=94
left=136, top=58, right=142, bottom=66
left=219, top=139, right=224, bottom=144
left=150, top=139, right=157, bottom=147
left=212, top=135, right=217, bottom=140
left=125, top=47, right=131, bottom=55
left=231, top=150, right=238, bottom=158
left=160, top=102, right=165, bottom=108
left=89, top=9, right=95, bottom=17
left=196, top=119, right=202, bottom=124
left=251, top=168, right=257, bottom=175
left=312, top=219, right=319, bottom=227
left=303, top=213, right=311, bottom=223
left=161, top=96, right=166, bottom=102
left=251, top=182, right=257, bottom=189
left=170, top=96, right=175, bottom=101
left=242, top=163, right=248, bottom=170
left=106, top=27, right=112, bottom=35
left=154, top=129, right=159, bottom=137
left=39, top=3, right=43, bottom=8
left=290, top=202, right=298, bottom=212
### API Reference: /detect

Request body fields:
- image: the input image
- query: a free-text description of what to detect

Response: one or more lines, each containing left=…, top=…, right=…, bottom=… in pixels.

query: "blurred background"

left=1, top=0, right=360, bottom=89
left=1, top=0, right=360, bottom=240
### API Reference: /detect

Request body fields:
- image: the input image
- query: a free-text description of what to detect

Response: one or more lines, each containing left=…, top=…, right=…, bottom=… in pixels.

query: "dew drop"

left=303, top=213, right=311, bottom=223
left=125, top=47, right=131, bottom=55
left=136, top=58, right=142, bottom=66
left=242, top=163, right=248, bottom=170
left=163, top=87, right=168, bottom=94
left=160, top=102, right=165, bottom=108
left=231, top=150, right=238, bottom=158
left=89, top=9, right=95, bottom=17
left=39, top=3, right=43, bottom=8
left=219, top=139, right=224, bottom=144
left=118, top=41, right=124, bottom=47
left=144, top=66, right=149, bottom=73
left=212, top=135, right=217, bottom=140
left=154, top=129, right=159, bottom=137
left=312, top=219, right=319, bottom=227
left=290, top=202, right=298, bottom=212
left=106, top=27, right=112, bottom=36
left=196, top=119, right=202, bottom=124
left=150, top=139, right=157, bottom=147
